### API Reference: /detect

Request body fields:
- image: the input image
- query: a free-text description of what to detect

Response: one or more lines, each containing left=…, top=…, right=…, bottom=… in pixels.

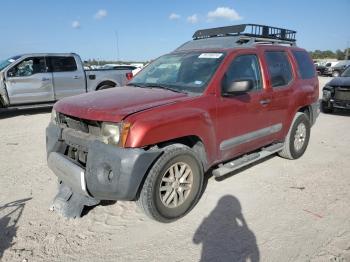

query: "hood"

left=327, top=77, right=350, bottom=88
left=55, top=86, right=188, bottom=122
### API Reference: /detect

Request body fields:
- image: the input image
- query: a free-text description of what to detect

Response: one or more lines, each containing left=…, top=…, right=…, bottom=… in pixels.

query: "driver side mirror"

left=222, top=78, right=254, bottom=95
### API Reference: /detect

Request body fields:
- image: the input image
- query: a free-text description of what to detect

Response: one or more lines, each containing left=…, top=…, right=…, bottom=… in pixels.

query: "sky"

left=0, top=0, right=349, bottom=61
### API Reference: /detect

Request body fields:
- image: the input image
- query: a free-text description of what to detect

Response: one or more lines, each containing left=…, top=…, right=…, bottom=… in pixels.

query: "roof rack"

left=193, top=24, right=296, bottom=46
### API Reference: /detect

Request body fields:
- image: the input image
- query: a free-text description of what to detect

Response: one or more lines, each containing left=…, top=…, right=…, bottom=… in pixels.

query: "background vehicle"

left=322, top=65, right=350, bottom=113
left=0, top=53, right=132, bottom=108
left=46, top=24, right=319, bottom=222
left=323, top=60, right=350, bottom=77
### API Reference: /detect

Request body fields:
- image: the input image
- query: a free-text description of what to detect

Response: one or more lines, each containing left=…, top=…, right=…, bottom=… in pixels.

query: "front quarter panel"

left=125, top=95, right=218, bottom=164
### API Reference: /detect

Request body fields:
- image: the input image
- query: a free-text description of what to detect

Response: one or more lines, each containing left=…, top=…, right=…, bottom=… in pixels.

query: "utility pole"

left=346, top=41, right=349, bottom=60
left=115, top=30, right=120, bottom=62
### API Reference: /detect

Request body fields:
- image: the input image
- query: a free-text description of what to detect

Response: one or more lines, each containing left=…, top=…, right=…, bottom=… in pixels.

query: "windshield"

left=128, top=52, right=225, bottom=94
left=0, top=55, right=21, bottom=71
left=341, top=66, right=350, bottom=77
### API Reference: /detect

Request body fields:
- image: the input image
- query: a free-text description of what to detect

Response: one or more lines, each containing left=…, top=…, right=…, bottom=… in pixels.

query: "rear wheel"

left=97, top=85, right=114, bottom=90
left=137, top=144, right=204, bottom=223
left=278, top=113, right=310, bottom=160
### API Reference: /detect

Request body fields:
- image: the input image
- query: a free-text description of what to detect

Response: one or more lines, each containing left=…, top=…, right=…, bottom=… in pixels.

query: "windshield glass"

left=128, top=52, right=225, bottom=94
left=341, top=66, right=350, bottom=77
left=0, top=56, right=21, bottom=71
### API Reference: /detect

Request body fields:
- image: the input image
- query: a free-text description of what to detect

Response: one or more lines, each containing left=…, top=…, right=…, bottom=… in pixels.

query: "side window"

left=49, top=56, right=77, bottom=72
left=265, top=51, right=293, bottom=88
left=8, top=57, right=46, bottom=77
left=292, top=50, right=316, bottom=79
left=224, top=54, right=262, bottom=92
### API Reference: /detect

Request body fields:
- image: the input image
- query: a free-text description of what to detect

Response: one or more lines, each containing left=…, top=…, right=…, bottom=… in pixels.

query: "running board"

left=212, top=143, right=284, bottom=178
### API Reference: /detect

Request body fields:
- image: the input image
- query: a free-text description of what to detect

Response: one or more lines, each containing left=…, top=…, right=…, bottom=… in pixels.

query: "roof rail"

left=193, top=24, right=297, bottom=45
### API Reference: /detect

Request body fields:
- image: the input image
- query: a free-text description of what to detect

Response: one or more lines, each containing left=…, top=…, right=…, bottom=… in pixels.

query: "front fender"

left=126, top=107, right=217, bottom=164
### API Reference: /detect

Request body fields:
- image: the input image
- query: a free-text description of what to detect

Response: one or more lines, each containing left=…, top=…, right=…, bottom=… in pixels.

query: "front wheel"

left=137, top=144, right=204, bottom=223
left=278, top=113, right=311, bottom=160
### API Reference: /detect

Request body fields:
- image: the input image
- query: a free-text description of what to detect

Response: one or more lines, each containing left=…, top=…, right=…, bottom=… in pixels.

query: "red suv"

left=46, top=24, right=319, bottom=222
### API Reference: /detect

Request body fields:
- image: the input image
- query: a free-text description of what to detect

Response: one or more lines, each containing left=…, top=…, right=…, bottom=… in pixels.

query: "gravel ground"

left=1, top=77, right=349, bottom=262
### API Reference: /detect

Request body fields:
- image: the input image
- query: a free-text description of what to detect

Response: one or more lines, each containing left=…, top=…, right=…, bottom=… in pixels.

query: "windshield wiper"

left=144, top=83, right=185, bottom=94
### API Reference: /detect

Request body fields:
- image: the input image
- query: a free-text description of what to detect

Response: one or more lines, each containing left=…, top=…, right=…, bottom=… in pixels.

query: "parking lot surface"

left=1, top=77, right=349, bottom=261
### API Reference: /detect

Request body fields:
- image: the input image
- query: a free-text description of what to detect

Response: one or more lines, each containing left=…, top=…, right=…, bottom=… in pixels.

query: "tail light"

left=126, top=72, right=133, bottom=81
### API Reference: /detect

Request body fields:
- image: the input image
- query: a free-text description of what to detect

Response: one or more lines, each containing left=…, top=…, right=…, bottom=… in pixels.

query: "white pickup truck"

left=0, top=53, right=133, bottom=107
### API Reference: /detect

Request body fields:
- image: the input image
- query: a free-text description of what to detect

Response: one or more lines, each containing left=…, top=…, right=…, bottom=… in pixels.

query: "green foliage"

left=309, top=48, right=350, bottom=60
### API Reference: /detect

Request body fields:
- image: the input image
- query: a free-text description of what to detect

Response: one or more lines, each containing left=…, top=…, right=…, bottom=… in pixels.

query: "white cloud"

left=187, top=14, right=198, bottom=24
left=71, top=21, right=80, bottom=29
left=207, top=7, right=242, bottom=21
left=94, top=9, right=108, bottom=20
left=169, top=13, right=181, bottom=20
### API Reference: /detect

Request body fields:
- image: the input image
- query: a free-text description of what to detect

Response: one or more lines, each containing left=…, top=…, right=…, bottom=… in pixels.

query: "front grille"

left=58, top=113, right=102, bottom=136
left=335, top=89, right=350, bottom=101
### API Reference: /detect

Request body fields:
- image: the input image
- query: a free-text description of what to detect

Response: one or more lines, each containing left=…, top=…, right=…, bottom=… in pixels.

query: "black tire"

left=137, top=144, right=204, bottom=223
left=278, top=113, right=311, bottom=160
left=97, top=85, right=113, bottom=90
left=321, top=101, right=333, bottom=113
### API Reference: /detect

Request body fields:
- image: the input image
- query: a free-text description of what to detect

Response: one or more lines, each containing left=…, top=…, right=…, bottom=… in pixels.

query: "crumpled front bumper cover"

left=46, top=122, right=162, bottom=201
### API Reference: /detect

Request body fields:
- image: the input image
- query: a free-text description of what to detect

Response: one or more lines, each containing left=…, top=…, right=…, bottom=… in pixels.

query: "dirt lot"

left=1, top=77, right=349, bottom=262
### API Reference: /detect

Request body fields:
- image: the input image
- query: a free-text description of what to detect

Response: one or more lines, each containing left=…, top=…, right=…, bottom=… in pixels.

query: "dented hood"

left=54, top=86, right=188, bottom=122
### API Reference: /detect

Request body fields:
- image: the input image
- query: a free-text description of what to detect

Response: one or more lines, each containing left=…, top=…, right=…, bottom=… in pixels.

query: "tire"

left=321, top=101, right=333, bottom=114
left=332, top=71, right=340, bottom=77
left=137, top=144, right=204, bottom=223
left=278, top=113, right=311, bottom=160
left=97, top=85, right=113, bottom=90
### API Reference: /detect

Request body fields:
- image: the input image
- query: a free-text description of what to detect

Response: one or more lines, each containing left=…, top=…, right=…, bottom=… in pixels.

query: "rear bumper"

left=46, top=123, right=162, bottom=201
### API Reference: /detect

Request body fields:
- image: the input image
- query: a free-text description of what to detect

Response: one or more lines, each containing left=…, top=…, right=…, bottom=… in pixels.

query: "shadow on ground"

left=0, top=198, right=32, bottom=259
left=0, top=107, right=52, bottom=120
left=193, top=195, right=259, bottom=262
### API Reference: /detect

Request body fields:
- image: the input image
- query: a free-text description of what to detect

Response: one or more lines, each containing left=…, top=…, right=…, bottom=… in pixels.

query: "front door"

left=47, top=56, right=86, bottom=99
left=216, top=53, right=276, bottom=161
left=5, top=56, right=54, bottom=105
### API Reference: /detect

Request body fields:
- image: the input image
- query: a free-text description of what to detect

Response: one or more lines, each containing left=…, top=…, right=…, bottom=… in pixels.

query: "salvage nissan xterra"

left=46, top=24, right=319, bottom=222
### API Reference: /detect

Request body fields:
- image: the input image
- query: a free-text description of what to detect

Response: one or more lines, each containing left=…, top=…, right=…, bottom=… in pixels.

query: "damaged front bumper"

left=46, top=122, right=162, bottom=201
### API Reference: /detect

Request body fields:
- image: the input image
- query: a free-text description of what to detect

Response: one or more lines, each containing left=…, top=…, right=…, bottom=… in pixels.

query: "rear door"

left=5, top=56, right=54, bottom=104
left=216, top=52, right=276, bottom=161
left=48, top=56, right=86, bottom=99
left=263, top=50, right=295, bottom=139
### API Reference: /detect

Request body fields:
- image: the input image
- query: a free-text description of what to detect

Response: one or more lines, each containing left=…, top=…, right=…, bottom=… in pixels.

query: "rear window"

left=265, top=51, right=293, bottom=88
left=49, top=56, right=77, bottom=72
left=292, top=50, right=316, bottom=79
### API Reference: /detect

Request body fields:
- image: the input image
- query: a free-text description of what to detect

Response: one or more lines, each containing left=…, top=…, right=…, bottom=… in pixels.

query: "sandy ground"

left=0, top=77, right=349, bottom=262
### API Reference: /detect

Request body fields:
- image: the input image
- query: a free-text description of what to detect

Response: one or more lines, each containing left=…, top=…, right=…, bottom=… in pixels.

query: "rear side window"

left=49, top=56, right=77, bottom=72
left=265, top=51, right=293, bottom=88
left=292, top=51, right=316, bottom=79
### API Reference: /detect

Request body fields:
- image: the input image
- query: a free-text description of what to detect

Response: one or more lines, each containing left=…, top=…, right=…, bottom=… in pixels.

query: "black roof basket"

left=193, top=24, right=296, bottom=45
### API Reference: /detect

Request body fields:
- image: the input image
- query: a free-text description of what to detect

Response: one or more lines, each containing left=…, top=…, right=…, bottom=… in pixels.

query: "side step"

left=212, top=143, right=284, bottom=178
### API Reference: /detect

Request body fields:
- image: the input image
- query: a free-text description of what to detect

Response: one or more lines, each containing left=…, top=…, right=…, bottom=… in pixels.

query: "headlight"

left=51, top=109, right=57, bottom=123
left=102, top=123, right=121, bottom=145
left=101, top=122, right=131, bottom=147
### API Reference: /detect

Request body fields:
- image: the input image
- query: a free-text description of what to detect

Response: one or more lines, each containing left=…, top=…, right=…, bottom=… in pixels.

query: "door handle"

left=73, top=76, right=80, bottom=79
left=42, top=77, right=51, bottom=81
left=260, top=99, right=271, bottom=106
